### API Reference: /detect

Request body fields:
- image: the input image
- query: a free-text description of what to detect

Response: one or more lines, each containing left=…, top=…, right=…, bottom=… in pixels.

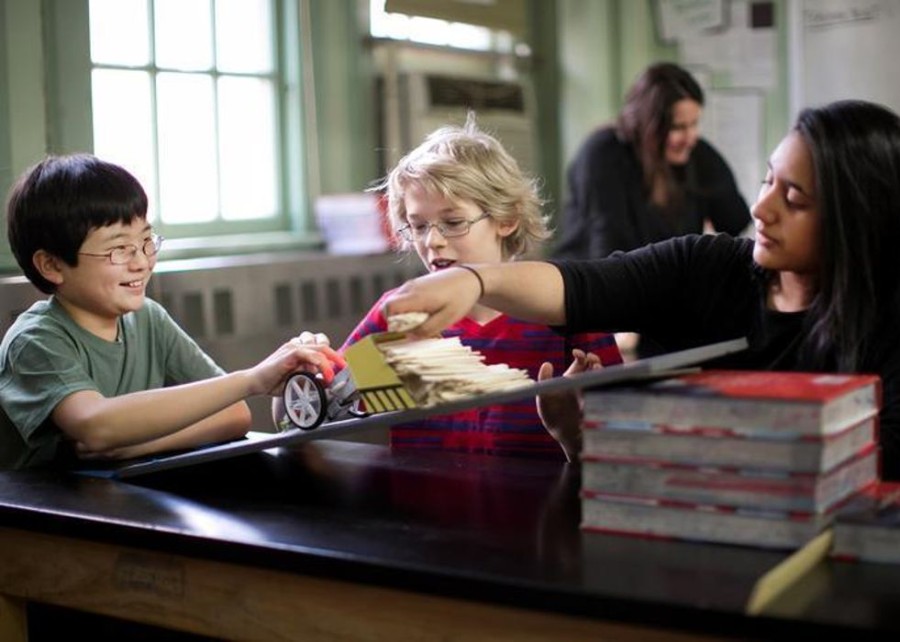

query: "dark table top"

left=1, top=440, right=898, bottom=639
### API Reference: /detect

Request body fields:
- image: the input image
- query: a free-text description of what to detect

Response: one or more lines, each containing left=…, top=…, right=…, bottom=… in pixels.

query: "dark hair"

left=796, top=100, right=900, bottom=371
left=6, top=154, right=148, bottom=293
left=616, top=62, right=704, bottom=212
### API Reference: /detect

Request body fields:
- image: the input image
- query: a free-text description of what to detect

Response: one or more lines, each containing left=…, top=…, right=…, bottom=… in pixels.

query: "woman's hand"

left=382, top=267, right=482, bottom=338
left=291, top=330, right=331, bottom=347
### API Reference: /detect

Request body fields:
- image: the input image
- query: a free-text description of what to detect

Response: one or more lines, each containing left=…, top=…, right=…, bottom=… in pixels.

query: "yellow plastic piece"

left=343, top=333, right=418, bottom=412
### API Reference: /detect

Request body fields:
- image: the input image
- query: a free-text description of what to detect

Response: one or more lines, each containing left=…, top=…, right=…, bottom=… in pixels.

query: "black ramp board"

left=95, top=337, right=748, bottom=479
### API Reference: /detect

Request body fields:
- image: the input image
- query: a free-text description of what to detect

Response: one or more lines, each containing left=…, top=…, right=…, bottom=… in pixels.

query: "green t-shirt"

left=0, top=296, right=224, bottom=470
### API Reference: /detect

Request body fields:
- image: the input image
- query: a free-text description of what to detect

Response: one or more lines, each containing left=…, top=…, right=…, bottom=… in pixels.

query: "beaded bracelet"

left=456, top=264, right=485, bottom=298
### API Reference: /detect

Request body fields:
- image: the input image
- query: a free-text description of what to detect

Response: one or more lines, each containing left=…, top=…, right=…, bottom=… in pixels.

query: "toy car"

left=280, top=332, right=419, bottom=431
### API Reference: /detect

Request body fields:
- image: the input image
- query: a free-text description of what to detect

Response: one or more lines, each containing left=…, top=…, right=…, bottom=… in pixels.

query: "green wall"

left=0, top=1, right=11, bottom=213
left=306, top=0, right=378, bottom=198
left=0, top=0, right=793, bottom=272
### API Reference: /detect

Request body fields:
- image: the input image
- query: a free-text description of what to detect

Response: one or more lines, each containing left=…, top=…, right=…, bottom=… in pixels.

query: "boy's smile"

left=50, top=219, right=157, bottom=340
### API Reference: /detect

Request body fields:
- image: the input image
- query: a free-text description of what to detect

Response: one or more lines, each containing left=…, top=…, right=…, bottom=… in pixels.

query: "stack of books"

left=580, top=370, right=882, bottom=549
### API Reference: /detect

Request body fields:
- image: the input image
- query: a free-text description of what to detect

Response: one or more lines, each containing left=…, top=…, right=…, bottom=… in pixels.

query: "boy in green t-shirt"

left=0, top=154, right=342, bottom=470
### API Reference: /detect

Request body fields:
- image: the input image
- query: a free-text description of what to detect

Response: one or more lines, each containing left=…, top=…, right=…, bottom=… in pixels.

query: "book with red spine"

left=580, top=492, right=843, bottom=550
left=583, top=371, right=881, bottom=437
left=582, top=414, right=878, bottom=472
left=581, top=446, right=878, bottom=513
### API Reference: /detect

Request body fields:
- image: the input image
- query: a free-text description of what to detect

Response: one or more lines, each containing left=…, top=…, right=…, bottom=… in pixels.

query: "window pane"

left=370, top=0, right=510, bottom=52
left=373, top=11, right=410, bottom=40
left=89, top=0, right=290, bottom=235
left=218, top=76, right=278, bottom=220
left=155, top=0, right=213, bottom=71
left=407, top=16, right=451, bottom=46
left=156, top=73, right=218, bottom=223
left=216, top=0, right=274, bottom=73
left=91, top=69, right=158, bottom=222
left=446, top=23, right=492, bottom=51
left=89, top=0, right=150, bottom=65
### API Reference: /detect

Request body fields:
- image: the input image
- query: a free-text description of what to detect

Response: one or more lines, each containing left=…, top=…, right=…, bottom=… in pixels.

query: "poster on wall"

left=677, top=0, right=777, bottom=91
left=655, top=0, right=727, bottom=43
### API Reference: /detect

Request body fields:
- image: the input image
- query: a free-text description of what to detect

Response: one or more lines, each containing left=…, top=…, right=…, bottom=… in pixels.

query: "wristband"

left=456, top=264, right=485, bottom=298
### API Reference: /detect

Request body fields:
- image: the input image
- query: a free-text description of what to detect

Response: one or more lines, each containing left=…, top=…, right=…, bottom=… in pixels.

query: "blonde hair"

left=375, top=112, right=549, bottom=260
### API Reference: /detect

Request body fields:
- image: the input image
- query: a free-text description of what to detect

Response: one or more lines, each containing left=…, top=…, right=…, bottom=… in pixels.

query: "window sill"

left=157, top=231, right=325, bottom=262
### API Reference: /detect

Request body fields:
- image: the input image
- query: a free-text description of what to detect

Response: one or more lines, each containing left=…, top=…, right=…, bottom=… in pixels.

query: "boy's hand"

left=536, top=349, right=601, bottom=462
left=251, top=340, right=346, bottom=396
left=74, top=440, right=130, bottom=460
left=292, top=330, right=331, bottom=346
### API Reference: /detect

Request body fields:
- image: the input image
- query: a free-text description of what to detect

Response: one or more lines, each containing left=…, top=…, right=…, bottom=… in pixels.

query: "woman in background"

left=554, top=61, right=751, bottom=260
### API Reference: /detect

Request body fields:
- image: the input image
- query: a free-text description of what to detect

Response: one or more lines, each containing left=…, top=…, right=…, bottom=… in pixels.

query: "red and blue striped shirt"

left=342, top=292, right=622, bottom=460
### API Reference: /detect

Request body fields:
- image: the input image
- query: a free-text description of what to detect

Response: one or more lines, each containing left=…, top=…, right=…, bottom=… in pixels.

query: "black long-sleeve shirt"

left=551, top=234, right=900, bottom=479
left=554, top=128, right=751, bottom=259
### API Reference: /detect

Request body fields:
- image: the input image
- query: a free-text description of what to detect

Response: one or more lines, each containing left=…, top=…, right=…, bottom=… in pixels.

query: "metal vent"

left=213, top=289, right=234, bottom=335
left=181, top=292, right=206, bottom=338
left=426, top=75, right=525, bottom=112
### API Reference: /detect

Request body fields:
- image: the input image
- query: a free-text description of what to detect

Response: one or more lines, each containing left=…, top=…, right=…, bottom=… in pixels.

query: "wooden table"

left=0, top=441, right=897, bottom=640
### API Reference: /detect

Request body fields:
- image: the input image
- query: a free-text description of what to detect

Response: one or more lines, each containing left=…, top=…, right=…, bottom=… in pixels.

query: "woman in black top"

left=554, top=62, right=750, bottom=260
left=383, top=100, right=900, bottom=479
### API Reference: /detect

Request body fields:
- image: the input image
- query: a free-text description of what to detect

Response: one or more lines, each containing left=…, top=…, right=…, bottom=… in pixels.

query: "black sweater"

left=554, top=128, right=751, bottom=259
left=552, top=234, right=900, bottom=479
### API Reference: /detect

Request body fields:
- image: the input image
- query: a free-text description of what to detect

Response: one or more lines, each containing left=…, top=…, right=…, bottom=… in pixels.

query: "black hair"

left=6, top=154, right=148, bottom=293
left=616, top=62, right=704, bottom=214
left=796, top=100, right=900, bottom=371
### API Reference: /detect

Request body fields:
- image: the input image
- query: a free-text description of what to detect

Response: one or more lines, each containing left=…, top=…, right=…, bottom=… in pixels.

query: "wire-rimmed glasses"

left=397, top=212, right=491, bottom=242
left=79, top=233, right=164, bottom=265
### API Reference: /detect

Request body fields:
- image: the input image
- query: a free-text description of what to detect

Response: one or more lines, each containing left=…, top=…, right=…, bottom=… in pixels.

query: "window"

left=89, top=0, right=287, bottom=236
left=369, top=0, right=528, bottom=56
